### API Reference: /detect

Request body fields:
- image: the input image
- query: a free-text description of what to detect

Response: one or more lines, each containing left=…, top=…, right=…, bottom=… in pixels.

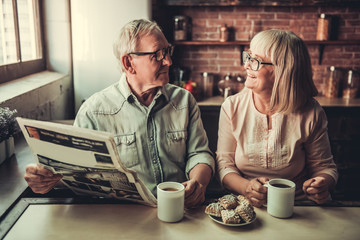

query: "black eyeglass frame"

left=242, top=51, right=273, bottom=71
left=128, top=45, right=174, bottom=62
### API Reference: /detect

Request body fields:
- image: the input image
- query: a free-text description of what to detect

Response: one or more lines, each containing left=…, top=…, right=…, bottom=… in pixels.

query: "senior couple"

left=25, top=19, right=338, bottom=208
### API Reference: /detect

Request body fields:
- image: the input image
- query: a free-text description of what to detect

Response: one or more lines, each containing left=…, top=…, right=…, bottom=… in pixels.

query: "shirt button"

left=153, top=159, right=157, bottom=164
left=150, top=137, right=154, bottom=141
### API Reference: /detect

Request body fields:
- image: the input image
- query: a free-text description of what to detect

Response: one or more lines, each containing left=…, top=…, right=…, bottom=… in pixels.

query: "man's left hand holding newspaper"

left=24, top=164, right=63, bottom=194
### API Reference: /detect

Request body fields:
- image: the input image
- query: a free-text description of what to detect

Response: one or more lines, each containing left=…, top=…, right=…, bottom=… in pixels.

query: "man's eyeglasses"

left=129, top=45, right=174, bottom=62
left=242, top=51, right=273, bottom=71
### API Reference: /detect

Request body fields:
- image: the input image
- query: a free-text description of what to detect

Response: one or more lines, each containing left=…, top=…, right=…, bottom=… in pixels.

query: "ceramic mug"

left=157, top=182, right=185, bottom=222
left=264, top=178, right=296, bottom=218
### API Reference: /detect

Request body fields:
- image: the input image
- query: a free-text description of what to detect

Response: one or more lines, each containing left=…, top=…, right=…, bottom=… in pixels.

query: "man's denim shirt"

left=74, top=74, right=215, bottom=196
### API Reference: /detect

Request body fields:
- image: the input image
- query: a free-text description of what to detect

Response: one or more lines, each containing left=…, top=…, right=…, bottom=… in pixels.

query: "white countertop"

left=3, top=203, right=360, bottom=240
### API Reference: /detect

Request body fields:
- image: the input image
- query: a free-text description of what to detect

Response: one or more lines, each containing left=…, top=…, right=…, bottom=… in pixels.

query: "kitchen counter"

left=2, top=198, right=360, bottom=240
left=198, top=95, right=360, bottom=107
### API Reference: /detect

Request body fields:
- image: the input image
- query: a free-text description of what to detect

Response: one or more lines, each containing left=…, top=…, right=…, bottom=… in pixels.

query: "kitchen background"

left=152, top=0, right=360, bottom=98
left=1, top=0, right=359, bottom=202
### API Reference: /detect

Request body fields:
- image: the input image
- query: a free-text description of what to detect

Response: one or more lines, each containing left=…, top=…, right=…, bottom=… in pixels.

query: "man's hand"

left=24, top=164, right=62, bottom=194
left=182, top=179, right=206, bottom=208
left=184, top=163, right=213, bottom=208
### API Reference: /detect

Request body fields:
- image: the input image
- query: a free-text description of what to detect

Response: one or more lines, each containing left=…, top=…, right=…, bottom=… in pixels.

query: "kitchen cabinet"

left=198, top=97, right=360, bottom=200
left=324, top=107, right=360, bottom=200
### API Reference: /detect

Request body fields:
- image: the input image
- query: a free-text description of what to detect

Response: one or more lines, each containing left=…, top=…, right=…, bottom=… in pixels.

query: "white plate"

left=208, top=212, right=256, bottom=227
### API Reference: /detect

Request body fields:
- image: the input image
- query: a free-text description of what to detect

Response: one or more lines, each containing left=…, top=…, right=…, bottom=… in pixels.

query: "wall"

left=154, top=4, right=360, bottom=96
left=0, top=0, right=74, bottom=121
left=71, top=0, right=151, bottom=112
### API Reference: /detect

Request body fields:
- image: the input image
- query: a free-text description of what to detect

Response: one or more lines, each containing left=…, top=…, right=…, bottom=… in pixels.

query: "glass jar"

left=325, top=66, right=340, bottom=98
left=342, top=70, right=359, bottom=99
left=173, top=16, right=190, bottom=41
left=316, top=13, right=331, bottom=41
left=201, top=72, right=214, bottom=98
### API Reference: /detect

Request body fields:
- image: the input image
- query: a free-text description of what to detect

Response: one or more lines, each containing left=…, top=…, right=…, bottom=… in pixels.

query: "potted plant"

left=0, top=107, right=19, bottom=164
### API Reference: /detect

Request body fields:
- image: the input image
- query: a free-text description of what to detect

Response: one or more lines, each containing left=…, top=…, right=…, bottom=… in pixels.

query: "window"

left=0, top=0, right=44, bottom=84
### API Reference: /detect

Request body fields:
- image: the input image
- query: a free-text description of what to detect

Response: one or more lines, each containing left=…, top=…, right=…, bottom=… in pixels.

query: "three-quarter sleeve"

left=304, top=105, right=338, bottom=183
left=216, top=99, right=241, bottom=182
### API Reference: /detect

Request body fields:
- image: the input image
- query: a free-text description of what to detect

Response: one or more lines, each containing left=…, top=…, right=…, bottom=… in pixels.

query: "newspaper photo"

left=17, top=117, right=157, bottom=207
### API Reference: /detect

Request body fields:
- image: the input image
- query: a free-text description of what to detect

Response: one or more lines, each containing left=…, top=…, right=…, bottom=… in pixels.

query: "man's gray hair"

left=113, top=19, right=162, bottom=72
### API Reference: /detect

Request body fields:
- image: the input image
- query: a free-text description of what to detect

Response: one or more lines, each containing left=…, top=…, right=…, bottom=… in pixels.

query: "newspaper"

left=17, top=117, right=157, bottom=207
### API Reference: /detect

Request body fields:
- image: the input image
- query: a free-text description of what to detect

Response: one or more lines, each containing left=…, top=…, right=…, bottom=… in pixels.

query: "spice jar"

left=325, top=66, right=340, bottom=98
left=316, top=13, right=331, bottom=41
left=173, top=16, right=190, bottom=41
left=219, top=25, right=229, bottom=42
left=343, top=70, right=359, bottom=99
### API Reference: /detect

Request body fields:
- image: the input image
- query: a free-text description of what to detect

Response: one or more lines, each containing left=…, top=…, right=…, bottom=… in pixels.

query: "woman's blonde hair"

left=113, top=19, right=162, bottom=72
left=250, top=29, right=318, bottom=114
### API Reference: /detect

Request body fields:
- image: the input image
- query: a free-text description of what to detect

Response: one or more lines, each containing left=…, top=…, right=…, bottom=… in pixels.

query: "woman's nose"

left=244, top=60, right=250, bottom=70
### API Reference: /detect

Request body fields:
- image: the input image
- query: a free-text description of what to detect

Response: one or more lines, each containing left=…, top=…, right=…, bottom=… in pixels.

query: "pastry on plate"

left=205, top=202, right=224, bottom=217
left=220, top=209, right=242, bottom=224
left=235, top=202, right=255, bottom=222
left=218, top=194, right=238, bottom=210
left=237, top=195, right=254, bottom=210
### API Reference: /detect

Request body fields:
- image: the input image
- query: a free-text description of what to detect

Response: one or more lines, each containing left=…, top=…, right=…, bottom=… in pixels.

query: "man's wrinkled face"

left=130, top=30, right=173, bottom=89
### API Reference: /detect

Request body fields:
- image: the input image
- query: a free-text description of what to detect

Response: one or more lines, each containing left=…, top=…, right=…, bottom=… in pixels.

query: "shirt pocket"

left=114, top=133, right=139, bottom=168
left=166, top=130, right=187, bottom=162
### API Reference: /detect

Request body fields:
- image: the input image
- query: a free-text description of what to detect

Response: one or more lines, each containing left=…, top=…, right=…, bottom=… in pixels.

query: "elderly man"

left=24, top=19, right=214, bottom=208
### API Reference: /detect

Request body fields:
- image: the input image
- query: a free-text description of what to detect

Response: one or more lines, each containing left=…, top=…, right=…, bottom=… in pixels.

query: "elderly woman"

left=216, top=29, right=338, bottom=207
left=24, top=19, right=214, bottom=208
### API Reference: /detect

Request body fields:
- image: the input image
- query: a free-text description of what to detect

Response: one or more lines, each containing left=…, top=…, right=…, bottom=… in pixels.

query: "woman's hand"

left=24, top=164, right=62, bottom=194
left=182, top=179, right=206, bottom=208
left=244, top=177, right=269, bottom=208
left=303, top=176, right=332, bottom=204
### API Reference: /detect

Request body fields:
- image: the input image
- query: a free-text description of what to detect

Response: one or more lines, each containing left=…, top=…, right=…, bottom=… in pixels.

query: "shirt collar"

left=119, top=73, right=170, bottom=103
left=119, top=73, right=133, bottom=102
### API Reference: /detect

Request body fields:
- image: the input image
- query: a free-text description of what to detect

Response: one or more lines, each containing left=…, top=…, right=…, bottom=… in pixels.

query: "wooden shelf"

left=163, top=0, right=360, bottom=7
left=174, top=40, right=360, bottom=46
left=173, top=40, right=360, bottom=64
left=174, top=41, right=250, bottom=45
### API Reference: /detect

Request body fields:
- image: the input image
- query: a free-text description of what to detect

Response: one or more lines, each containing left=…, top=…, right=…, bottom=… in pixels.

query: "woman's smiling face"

left=244, top=48, right=275, bottom=96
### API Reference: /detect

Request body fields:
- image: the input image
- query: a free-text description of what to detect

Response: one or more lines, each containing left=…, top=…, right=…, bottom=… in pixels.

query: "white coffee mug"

left=264, top=178, right=296, bottom=218
left=157, top=182, right=185, bottom=222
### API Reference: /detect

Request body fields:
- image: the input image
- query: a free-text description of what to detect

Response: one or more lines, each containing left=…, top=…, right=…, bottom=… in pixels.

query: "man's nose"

left=162, top=53, right=172, bottom=66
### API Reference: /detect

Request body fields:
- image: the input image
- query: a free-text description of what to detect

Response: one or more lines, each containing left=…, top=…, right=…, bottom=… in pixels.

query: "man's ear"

left=122, top=55, right=135, bottom=74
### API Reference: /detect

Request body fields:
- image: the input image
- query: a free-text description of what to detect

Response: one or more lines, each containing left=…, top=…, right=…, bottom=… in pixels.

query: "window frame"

left=0, top=0, right=45, bottom=84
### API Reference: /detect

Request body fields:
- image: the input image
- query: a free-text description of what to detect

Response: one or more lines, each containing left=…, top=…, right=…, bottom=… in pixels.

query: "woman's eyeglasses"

left=129, top=45, right=174, bottom=62
left=242, top=51, right=273, bottom=71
